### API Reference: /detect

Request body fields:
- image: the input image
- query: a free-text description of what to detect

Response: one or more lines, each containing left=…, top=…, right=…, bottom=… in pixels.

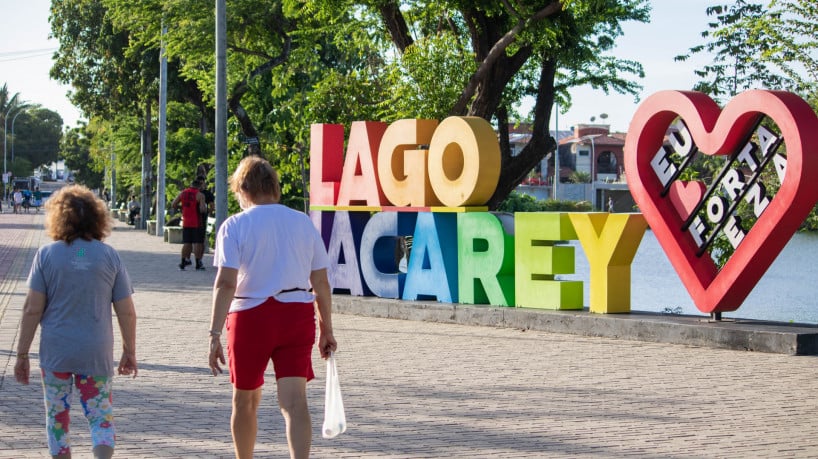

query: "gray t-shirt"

left=28, top=239, right=134, bottom=376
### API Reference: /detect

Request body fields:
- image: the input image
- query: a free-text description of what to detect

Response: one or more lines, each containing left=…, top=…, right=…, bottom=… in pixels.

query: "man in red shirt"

left=171, top=179, right=207, bottom=270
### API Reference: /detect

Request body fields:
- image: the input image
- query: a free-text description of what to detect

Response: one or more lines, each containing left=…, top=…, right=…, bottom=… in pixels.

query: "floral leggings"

left=41, top=370, right=115, bottom=456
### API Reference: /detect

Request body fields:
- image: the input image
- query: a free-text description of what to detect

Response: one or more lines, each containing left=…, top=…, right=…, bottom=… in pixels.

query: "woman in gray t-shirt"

left=14, top=184, right=137, bottom=459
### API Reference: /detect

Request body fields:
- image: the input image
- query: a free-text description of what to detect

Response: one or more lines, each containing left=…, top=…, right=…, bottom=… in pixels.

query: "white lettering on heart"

left=668, top=119, right=695, bottom=158
left=723, top=215, right=746, bottom=249
left=650, top=146, right=677, bottom=187
left=745, top=182, right=770, bottom=218
left=690, top=215, right=708, bottom=248
left=736, top=142, right=760, bottom=172
left=720, top=169, right=746, bottom=200
left=706, top=195, right=727, bottom=224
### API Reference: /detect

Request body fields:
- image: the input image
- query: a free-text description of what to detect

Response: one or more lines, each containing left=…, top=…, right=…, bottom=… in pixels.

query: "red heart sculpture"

left=625, top=90, right=818, bottom=313
left=668, top=181, right=705, bottom=221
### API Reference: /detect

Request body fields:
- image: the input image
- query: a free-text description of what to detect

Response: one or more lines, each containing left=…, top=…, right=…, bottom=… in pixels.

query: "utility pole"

left=214, top=0, right=228, bottom=233
left=157, top=22, right=168, bottom=236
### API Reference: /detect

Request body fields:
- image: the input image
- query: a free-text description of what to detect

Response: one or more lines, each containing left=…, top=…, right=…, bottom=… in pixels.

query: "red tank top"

left=180, top=187, right=200, bottom=228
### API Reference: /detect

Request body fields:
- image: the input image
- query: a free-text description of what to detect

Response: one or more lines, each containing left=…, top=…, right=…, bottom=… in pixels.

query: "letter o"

left=706, top=195, right=727, bottom=224
left=427, top=116, right=501, bottom=207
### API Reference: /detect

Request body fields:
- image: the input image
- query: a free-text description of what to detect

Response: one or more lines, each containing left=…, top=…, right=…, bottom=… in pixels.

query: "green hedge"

left=497, top=192, right=593, bottom=213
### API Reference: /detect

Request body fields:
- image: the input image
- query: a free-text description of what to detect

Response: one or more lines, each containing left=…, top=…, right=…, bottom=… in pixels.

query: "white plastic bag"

left=322, top=352, right=347, bottom=439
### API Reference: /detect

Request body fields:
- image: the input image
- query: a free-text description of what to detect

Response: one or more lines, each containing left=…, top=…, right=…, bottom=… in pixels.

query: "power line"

left=0, top=48, right=57, bottom=62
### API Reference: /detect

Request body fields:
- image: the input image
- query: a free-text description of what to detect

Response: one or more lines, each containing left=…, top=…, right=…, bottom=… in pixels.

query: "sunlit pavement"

left=1, top=213, right=817, bottom=458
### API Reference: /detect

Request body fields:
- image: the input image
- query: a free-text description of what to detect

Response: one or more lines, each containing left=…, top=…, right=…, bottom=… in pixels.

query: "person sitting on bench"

left=127, top=196, right=141, bottom=225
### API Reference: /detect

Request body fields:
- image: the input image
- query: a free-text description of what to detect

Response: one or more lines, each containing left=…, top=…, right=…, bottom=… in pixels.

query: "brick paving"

left=0, top=211, right=817, bottom=458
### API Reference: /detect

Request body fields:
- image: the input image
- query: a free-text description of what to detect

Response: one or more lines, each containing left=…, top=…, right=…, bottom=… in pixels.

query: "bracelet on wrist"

left=17, top=353, right=29, bottom=360
left=209, top=329, right=221, bottom=337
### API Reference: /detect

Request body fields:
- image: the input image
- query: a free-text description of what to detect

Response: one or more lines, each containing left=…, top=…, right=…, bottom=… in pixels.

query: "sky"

left=0, top=0, right=716, bottom=133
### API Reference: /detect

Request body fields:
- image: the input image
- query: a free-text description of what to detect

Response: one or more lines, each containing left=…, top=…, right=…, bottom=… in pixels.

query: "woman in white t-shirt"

left=12, top=188, right=23, bottom=213
left=208, top=155, right=336, bottom=459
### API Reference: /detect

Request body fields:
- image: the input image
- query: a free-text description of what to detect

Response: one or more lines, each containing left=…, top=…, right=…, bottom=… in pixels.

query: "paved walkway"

left=1, top=211, right=818, bottom=458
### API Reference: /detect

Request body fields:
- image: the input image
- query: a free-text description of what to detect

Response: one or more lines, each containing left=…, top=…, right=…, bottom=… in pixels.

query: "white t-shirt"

left=214, top=203, right=330, bottom=313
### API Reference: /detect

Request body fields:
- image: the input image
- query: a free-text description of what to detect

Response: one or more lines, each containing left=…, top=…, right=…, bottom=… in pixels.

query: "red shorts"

left=226, top=298, right=316, bottom=390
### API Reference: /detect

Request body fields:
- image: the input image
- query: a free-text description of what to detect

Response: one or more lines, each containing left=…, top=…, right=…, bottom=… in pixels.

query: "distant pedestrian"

left=196, top=175, right=215, bottom=249
left=32, top=187, right=42, bottom=210
left=12, top=188, right=22, bottom=213
left=171, top=179, right=207, bottom=270
left=208, top=156, right=336, bottom=459
left=608, top=197, right=614, bottom=213
left=14, top=184, right=138, bottom=459
left=127, top=195, right=140, bottom=225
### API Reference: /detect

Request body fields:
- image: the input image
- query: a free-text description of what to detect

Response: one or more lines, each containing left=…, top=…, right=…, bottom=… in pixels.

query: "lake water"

left=563, top=230, right=818, bottom=325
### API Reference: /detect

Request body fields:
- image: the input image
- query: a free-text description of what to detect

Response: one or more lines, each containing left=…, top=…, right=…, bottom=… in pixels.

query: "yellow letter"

left=427, top=116, right=500, bottom=207
left=568, top=213, right=647, bottom=313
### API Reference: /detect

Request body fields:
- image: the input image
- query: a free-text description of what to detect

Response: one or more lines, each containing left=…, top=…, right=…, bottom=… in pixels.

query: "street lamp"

left=567, top=134, right=601, bottom=208
left=3, top=106, right=23, bottom=183
left=11, top=109, right=26, bottom=163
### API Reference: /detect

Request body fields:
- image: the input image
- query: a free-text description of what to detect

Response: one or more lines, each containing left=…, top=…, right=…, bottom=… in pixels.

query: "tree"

left=744, top=0, right=818, bottom=100
left=60, top=124, right=104, bottom=189
left=50, top=0, right=153, bottom=120
left=674, top=1, right=795, bottom=102
left=48, top=1, right=650, bottom=212
left=299, top=1, right=650, bottom=208
left=12, top=108, right=63, bottom=172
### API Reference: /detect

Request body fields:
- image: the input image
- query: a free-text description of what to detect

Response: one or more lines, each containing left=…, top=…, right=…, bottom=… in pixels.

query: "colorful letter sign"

left=312, top=115, right=646, bottom=314
left=625, top=90, right=818, bottom=313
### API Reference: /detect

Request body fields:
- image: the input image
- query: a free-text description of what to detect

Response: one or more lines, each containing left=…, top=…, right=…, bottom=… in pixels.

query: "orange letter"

left=377, top=119, right=439, bottom=206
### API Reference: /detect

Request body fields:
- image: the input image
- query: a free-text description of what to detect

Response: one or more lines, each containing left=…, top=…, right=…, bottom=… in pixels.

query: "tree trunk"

left=486, top=57, right=558, bottom=210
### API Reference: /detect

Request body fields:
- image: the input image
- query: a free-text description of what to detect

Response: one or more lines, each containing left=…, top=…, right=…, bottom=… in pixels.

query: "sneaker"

left=183, top=259, right=192, bottom=267
left=178, top=262, right=186, bottom=271
left=196, top=265, right=206, bottom=271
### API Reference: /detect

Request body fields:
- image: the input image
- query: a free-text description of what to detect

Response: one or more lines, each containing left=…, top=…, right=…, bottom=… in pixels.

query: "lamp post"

left=553, top=101, right=559, bottom=200
left=567, top=134, right=601, bottom=208
left=3, top=105, right=26, bottom=201
left=3, top=106, right=21, bottom=178
left=10, top=109, right=25, bottom=163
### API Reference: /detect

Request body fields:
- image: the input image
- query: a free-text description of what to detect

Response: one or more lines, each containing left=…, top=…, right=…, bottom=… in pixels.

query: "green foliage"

left=12, top=108, right=64, bottom=170
left=383, top=33, right=476, bottom=120
left=8, top=157, right=32, bottom=179
left=675, top=1, right=787, bottom=102
left=60, top=126, right=104, bottom=189
left=568, top=171, right=590, bottom=184
left=739, top=0, right=818, bottom=100
left=497, top=191, right=592, bottom=213
left=48, top=0, right=653, bottom=216
left=51, top=0, right=156, bottom=119
left=676, top=1, right=818, bottom=102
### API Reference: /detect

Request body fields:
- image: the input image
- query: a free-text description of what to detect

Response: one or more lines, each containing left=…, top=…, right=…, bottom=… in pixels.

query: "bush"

left=497, top=191, right=592, bottom=213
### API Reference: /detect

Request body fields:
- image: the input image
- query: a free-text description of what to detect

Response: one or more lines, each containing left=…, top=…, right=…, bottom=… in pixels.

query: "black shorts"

left=182, top=227, right=205, bottom=244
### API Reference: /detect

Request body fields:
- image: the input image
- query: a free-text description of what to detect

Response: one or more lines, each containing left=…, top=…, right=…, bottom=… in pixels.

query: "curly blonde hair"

left=230, top=155, right=281, bottom=201
left=45, top=185, right=112, bottom=243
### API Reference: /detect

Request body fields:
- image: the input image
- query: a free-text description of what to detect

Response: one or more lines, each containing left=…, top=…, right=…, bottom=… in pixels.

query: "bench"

left=161, top=214, right=216, bottom=245
left=164, top=225, right=183, bottom=243
left=206, top=217, right=216, bottom=252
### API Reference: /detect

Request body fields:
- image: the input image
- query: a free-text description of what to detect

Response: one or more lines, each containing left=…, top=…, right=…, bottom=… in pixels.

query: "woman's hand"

left=118, top=352, right=138, bottom=378
left=209, top=337, right=225, bottom=376
left=14, top=356, right=30, bottom=385
left=318, top=331, right=337, bottom=360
